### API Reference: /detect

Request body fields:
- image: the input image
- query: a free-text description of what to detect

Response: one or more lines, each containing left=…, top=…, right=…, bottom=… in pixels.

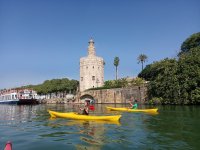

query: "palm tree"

left=114, top=57, right=120, bottom=80
left=137, top=54, right=148, bottom=71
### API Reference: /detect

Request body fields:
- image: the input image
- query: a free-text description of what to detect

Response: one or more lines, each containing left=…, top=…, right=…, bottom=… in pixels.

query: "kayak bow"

left=4, top=141, right=12, bottom=150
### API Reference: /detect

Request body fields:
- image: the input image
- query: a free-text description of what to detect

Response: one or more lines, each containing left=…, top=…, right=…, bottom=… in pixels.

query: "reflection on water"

left=0, top=105, right=38, bottom=126
left=0, top=104, right=200, bottom=150
left=47, top=117, right=119, bottom=149
left=65, top=120, right=121, bottom=126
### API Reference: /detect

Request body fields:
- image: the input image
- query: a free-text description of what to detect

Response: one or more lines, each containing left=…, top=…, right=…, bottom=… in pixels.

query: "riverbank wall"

left=77, top=85, right=147, bottom=104
left=40, top=85, right=147, bottom=104
left=38, top=98, right=70, bottom=104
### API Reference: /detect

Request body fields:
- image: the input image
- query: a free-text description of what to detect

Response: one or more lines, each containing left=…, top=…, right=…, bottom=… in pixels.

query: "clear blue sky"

left=0, top=0, right=199, bottom=89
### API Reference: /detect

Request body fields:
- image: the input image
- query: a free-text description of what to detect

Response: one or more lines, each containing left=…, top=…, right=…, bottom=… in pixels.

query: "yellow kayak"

left=48, top=110, right=121, bottom=121
left=106, top=107, right=158, bottom=113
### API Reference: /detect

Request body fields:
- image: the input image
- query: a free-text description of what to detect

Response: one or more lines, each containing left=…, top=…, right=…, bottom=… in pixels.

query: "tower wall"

left=80, top=39, right=104, bottom=92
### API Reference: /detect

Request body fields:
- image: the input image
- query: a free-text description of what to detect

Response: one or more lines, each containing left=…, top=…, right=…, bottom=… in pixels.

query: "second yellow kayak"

left=106, top=107, right=158, bottom=113
left=48, top=110, right=121, bottom=121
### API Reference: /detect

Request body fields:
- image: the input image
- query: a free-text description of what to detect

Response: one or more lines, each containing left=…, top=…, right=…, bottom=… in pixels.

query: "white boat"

left=0, top=89, right=38, bottom=105
left=0, top=90, right=19, bottom=104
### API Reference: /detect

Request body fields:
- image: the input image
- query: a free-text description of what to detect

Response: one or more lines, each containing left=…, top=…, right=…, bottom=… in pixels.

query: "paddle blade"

left=89, top=105, right=95, bottom=111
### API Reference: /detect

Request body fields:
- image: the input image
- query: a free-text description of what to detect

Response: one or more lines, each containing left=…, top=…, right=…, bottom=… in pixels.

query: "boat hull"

left=0, top=99, right=39, bottom=105
left=18, top=99, right=39, bottom=105
left=106, top=107, right=158, bottom=113
left=48, top=110, right=121, bottom=121
left=0, top=100, right=19, bottom=104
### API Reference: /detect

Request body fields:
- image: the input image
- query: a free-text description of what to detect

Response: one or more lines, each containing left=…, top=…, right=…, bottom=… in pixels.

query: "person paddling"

left=129, top=97, right=138, bottom=109
left=80, top=101, right=89, bottom=115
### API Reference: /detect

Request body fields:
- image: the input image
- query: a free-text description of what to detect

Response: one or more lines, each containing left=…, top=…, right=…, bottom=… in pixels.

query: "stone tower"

left=80, top=39, right=104, bottom=92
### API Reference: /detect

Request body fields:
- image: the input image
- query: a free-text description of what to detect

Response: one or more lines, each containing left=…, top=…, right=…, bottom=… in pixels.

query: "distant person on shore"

left=79, top=101, right=89, bottom=115
left=129, top=97, right=138, bottom=109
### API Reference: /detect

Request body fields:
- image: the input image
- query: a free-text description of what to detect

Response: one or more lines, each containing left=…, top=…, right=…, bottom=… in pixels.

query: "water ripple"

left=0, top=104, right=199, bottom=149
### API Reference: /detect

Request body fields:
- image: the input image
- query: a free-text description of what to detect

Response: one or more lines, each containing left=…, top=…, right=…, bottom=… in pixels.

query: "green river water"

left=0, top=104, right=199, bottom=150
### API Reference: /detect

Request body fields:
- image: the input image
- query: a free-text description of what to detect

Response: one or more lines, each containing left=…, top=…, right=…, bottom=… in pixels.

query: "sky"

left=0, top=0, right=199, bottom=89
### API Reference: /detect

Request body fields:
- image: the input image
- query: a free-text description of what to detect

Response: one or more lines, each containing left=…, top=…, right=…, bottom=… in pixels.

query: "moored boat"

left=48, top=110, right=121, bottom=121
left=106, top=106, right=158, bottom=113
left=0, top=89, right=19, bottom=104
left=18, top=98, right=39, bottom=105
left=0, top=99, right=19, bottom=104
left=0, top=89, right=38, bottom=105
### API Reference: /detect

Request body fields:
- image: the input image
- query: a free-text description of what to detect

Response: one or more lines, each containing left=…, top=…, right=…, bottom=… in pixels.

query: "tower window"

left=92, top=76, right=95, bottom=80
left=81, top=77, right=83, bottom=81
left=93, top=66, right=94, bottom=69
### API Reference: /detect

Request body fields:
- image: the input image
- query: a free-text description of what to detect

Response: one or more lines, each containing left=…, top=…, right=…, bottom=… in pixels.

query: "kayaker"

left=80, top=101, right=89, bottom=115
left=129, top=99, right=138, bottom=109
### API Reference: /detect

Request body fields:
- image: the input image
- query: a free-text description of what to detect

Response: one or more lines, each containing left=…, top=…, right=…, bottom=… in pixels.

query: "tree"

left=179, top=32, right=200, bottom=56
left=138, top=32, right=200, bottom=105
left=177, top=47, right=200, bottom=104
left=130, top=77, right=146, bottom=86
left=137, top=54, right=148, bottom=71
left=138, top=64, right=155, bottom=81
left=17, top=78, right=79, bottom=98
left=114, top=57, right=120, bottom=80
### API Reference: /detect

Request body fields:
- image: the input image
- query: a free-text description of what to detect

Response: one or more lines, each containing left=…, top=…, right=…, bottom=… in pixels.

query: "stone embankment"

left=38, top=98, right=74, bottom=104
left=37, top=86, right=147, bottom=104
left=78, top=86, right=147, bottom=104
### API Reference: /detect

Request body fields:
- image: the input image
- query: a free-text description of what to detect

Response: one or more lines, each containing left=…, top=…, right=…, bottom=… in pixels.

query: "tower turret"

left=88, top=38, right=96, bottom=56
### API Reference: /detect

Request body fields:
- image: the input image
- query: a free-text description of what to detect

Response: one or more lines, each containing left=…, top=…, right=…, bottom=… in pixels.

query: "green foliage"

left=130, top=77, right=146, bottom=86
left=18, top=78, right=79, bottom=95
left=114, top=56, right=120, bottom=80
left=146, top=59, right=180, bottom=104
left=147, top=97, right=163, bottom=105
left=114, top=57, right=119, bottom=67
left=179, top=32, right=200, bottom=56
left=178, top=47, right=200, bottom=104
left=103, top=79, right=124, bottom=89
left=191, top=88, right=200, bottom=104
left=104, top=80, right=114, bottom=88
left=138, top=64, right=152, bottom=80
left=87, top=86, right=114, bottom=90
left=97, top=77, right=145, bottom=90
left=139, top=32, right=200, bottom=105
left=137, top=54, right=148, bottom=70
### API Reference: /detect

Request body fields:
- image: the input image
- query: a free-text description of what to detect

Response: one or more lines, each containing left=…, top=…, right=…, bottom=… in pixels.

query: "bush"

left=147, top=97, right=163, bottom=105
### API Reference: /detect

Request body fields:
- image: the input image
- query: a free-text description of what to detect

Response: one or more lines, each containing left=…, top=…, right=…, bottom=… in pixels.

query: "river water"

left=0, top=104, right=199, bottom=150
